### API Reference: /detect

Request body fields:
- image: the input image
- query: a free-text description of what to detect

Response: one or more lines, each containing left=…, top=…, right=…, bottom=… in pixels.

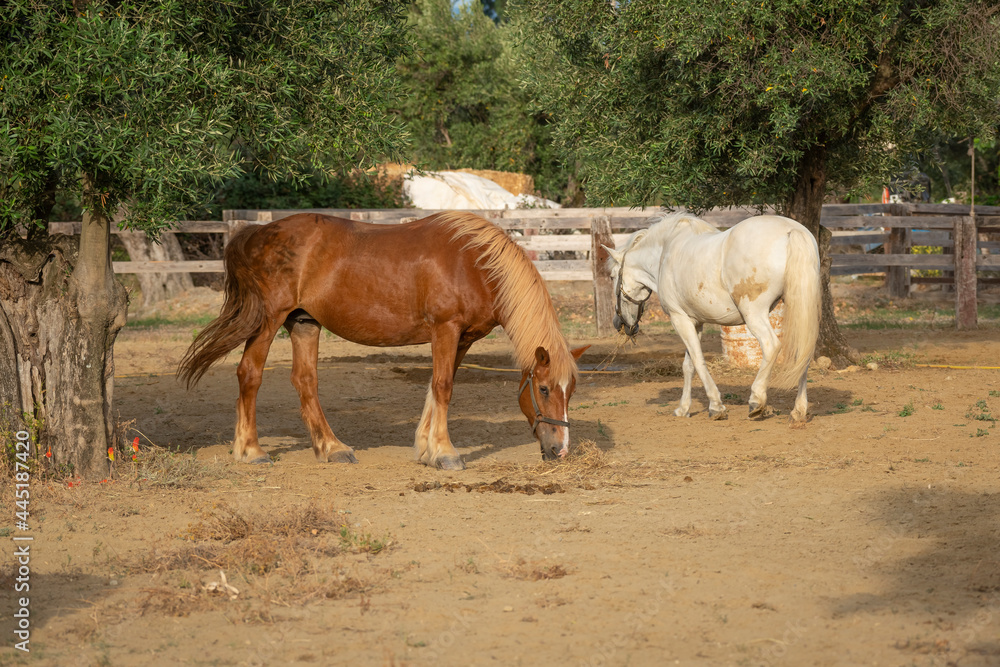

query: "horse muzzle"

left=613, top=315, right=639, bottom=338
left=534, top=418, right=570, bottom=461
left=540, top=438, right=569, bottom=461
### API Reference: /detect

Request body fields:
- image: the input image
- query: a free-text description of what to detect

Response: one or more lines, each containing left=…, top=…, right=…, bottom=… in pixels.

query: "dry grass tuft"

left=128, top=502, right=369, bottom=579
left=136, top=587, right=218, bottom=617
left=564, top=438, right=614, bottom=470
left=119, top=444, right=249, bottom=490
left=498, top=558, right=570, bottom=581
left=318, top=574, right=381, bottom=600
left=624, top=358, right=683, bottom=379
left=122, top=501, right=392, bottom=612
left=105, top=502, right=395, bottom=623
left=476, top=439, right=655, bottom=488
left=412, top=479, right=565, bottom=495
left=181, top=501, right=341, bottom=542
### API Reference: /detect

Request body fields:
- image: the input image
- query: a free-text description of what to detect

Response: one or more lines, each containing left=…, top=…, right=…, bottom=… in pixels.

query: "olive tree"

left=511, top=0, right=1000, bottom=363
left=0, top=0, right=411, bottom=476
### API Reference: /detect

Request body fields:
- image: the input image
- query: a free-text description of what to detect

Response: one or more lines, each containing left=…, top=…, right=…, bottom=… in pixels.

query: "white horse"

left=604, top=211, right=821, bottom=423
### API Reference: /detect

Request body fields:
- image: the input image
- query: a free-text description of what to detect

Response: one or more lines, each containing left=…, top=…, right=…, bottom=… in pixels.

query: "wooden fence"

left=50, top=203, right=1000, bottom=333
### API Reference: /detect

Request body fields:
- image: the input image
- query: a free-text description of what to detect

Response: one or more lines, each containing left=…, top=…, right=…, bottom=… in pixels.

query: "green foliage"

left=915, top=136, right=1000, bottom=205
left=480, top=0, right=509, bottom=23
left=0, top=0, right=413, bottom=236
left=397, top=0, right=573, bottom=201
left=209, top=170, right=405, bottom=215
left=966, top=399, right=996, bottom=424
left=509, top=0, right=1000, bottom=209
left=339, top=525, right=390, bottom=555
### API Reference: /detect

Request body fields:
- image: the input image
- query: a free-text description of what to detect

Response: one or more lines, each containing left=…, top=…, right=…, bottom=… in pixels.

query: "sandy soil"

left=3, top=284, right=1000, bottom=667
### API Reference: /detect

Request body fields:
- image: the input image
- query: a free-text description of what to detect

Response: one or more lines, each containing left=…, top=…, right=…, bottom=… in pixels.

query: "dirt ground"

left=3, top=283, right=1000, bottom=667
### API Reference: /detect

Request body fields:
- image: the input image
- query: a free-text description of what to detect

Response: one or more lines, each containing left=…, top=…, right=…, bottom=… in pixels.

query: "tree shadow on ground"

left=830, top=484, right=1000, bottom=661
left=0, top=571, right=110, bottom=639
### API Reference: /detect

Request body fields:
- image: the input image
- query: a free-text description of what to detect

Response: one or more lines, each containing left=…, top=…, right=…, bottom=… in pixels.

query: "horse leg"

left=674, top=349, right=695, bottom=418
left=415, top=324, right=466, bottom=471
left=414, top=340, right=471, bottom=468
left=790, top=370, right=810, bottom=423
left=233, top=320, right=283, bottom=464
left=414, top=384, right=435, bottom=466
left=286, top=318, right=357, bottom=464
left=671, top=315, right=727, bottom=419
left=743, top=309, right=781, bottom=419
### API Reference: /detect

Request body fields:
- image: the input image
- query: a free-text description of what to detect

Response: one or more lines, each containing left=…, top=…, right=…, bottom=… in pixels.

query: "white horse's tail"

left=773, top=228, right=821, bottom=388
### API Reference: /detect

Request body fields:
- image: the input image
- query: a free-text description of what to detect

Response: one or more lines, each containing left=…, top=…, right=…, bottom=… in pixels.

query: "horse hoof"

left=673, top=408, right=690, bottom=418
left=709, top=407, right=728, bottom=420
left=329, top=450, right=358, bottom=464
left=749, top=405, right=774, bottom=419
left=436, top=456, right=466, bottom=471
left=249, top=455, right=272, bottom=465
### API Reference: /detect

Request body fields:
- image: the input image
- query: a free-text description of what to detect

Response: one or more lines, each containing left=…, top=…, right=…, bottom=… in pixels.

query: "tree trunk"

left=118, top=228, right=193, bottom=310
left=783, top=144, right=860, bottom=368
left=0, top=178, right=128, bottom=478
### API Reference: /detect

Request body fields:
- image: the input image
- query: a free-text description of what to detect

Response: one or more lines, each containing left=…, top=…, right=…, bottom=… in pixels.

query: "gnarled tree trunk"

left=0, top=191, right=128, bottom=478
left=783, top=143, right=860, bottom=368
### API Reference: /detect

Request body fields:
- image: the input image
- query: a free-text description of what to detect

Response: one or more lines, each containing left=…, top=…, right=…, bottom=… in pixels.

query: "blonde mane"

left=433, top=212, right=577, bottom=384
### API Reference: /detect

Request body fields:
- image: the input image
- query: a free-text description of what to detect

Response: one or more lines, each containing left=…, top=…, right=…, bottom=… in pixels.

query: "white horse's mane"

left=619, top=210, right=716, bottom=256
left=647, top=210, right=717, bottom=240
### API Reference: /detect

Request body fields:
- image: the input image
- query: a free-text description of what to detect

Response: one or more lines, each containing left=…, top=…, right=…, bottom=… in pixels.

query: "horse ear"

left=570, top=345, right=590, bottom=361
left=602, top=245, right=623, bottom=265
left=534, top=346, right=551, bottom=367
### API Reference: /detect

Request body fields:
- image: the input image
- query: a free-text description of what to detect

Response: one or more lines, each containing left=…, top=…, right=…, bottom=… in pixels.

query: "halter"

left=518, top=372, right=570, bottom=434
left=614, top=247, right=653, bottom=328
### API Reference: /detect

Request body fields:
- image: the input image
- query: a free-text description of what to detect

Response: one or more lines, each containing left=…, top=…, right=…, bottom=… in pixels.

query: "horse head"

left=518, top=345, right=588, bottom=460
left=603, top=234, right=653, bottom=338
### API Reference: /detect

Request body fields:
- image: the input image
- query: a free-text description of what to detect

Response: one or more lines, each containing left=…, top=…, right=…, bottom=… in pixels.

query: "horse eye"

left=540, top=386, right=550, bottom=398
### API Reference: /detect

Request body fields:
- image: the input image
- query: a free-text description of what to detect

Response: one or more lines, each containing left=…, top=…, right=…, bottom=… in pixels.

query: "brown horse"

left=178, top=212, right=586, bottom=470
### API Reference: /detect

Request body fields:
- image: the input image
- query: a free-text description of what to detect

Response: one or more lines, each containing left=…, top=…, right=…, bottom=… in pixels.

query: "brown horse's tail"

left=177, top=226, right=268, bottom=388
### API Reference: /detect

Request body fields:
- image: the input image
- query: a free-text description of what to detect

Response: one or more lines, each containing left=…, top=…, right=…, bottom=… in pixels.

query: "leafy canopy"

left=397, top=0, right=570, bottom=200
left=0, top=0, right=412, bottom=235
left=510, top=0, right=1000, bottom=208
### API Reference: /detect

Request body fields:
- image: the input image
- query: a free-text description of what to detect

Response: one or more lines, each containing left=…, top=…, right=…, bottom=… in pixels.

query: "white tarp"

left=403, top=171, right=560, bottom=210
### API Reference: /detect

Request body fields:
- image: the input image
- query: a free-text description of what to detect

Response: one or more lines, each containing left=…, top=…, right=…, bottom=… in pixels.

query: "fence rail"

left=50, top=203, right=1000, bottom=332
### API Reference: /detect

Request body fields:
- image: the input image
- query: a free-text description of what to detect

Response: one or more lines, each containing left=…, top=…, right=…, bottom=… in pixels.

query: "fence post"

left=591, top=215, right=615, bottom=337
left=222, top=210, right=251, bottom=249
left=954, top=215, right=978, bottom=330
left=885, top=204, right=911, bottom=297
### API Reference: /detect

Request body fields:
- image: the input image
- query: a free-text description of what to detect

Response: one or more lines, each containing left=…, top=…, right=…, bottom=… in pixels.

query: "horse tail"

left=177, top=226, right=269, bottom=388
left=773, top=227, right=821, bottom=388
